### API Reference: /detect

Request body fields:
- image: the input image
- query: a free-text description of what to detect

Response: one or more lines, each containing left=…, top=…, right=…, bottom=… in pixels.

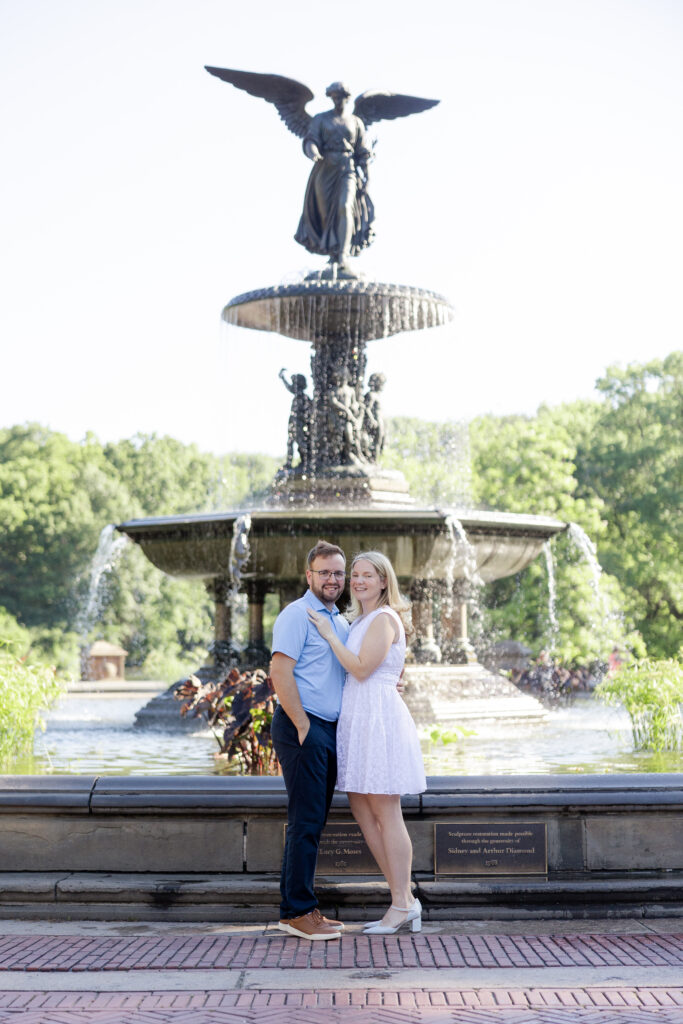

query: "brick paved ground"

left=0, top=932, right=682, bottom=972
left=0, top=988, right=682, bottom=1022
left=1, top=930, right=682, bottom=1022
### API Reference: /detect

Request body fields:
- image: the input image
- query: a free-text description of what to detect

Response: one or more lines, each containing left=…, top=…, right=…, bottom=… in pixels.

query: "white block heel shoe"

left=362, top=898, right=422, bottom=935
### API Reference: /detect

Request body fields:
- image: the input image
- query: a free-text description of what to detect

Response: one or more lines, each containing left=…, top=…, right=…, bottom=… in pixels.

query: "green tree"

left=576, top=354, right=682, bottom=658
left=380, top=417, right=471, bottom=506
left=103, top=435, right=277, bottom=515
left=382, top=405, right=637, bottom=665
left=0, top=425, right=279, bottom=680
left=468, top=403, right=633, bottom=663
left=0, top=425, right=130, bottom=629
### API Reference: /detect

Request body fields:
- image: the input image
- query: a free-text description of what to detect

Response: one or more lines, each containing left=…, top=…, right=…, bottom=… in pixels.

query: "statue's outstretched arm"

left=278, top=368, right=295, bottom=394
left=205, top=66, right=314, bottom=139
left=353, top=91, right=439, bottom=128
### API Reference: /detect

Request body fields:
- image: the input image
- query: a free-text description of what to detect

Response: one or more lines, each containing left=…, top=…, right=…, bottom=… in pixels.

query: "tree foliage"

left=575, top=353, right=682, bottom=658
left=0, top=353, right=678, bottom=680
left=0, top=424, right=277, bottom=678
left=386, top=353, right=679, bottom=662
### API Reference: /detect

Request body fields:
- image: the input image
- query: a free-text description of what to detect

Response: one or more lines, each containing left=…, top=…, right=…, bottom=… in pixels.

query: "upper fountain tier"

left=224, top=278, right=454, bottom=507
left=224, top=278, right=454, bottom=344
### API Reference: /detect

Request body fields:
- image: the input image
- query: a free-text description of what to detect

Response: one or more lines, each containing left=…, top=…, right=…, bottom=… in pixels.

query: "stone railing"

left=1, top=774, right=682, bottom=876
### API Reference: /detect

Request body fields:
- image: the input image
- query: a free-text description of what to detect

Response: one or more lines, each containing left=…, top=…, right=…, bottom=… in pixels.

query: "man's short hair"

left=307, top=539, right=345, bottom=567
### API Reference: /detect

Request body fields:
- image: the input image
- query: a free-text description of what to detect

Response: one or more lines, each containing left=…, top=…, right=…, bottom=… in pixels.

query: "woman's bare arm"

left=307, top=610, right=398, bottom=681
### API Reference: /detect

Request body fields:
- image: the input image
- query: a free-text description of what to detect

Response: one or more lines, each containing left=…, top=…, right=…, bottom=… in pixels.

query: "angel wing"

left=353, top=91, right=439, bottom=128
left=205, top=66, right=314, bottom=139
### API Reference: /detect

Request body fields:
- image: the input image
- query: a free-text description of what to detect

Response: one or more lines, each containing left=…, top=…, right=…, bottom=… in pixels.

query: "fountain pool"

left=11, top=691, right=683, bottom=777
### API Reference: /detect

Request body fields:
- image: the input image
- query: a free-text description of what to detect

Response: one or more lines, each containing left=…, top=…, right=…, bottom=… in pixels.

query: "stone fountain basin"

left=223, top=278, right=454, bottom=343
left=116, top=508, right=566, bottom=586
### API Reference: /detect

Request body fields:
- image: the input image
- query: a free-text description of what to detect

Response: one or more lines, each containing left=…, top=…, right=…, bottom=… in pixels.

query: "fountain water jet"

left=76, top=525, right=129, bottom=640
left=567, top=522, right=603, bottom=600
left=543, top=540, right=560, bottom=652
left=76, top=525, right=129, bottom=677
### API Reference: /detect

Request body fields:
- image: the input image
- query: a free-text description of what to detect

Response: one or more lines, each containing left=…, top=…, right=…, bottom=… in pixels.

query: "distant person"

left=608, top=646, right=623, bottom=676
left=308, top=550, right=426, bottom=935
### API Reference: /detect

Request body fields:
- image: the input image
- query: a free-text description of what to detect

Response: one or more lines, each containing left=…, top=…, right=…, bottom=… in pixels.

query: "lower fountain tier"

left=116, top=507, right=566, bottom=586
left=403, top=664, right=547, bottom=725
left=133, top=661, right=547, bottom=732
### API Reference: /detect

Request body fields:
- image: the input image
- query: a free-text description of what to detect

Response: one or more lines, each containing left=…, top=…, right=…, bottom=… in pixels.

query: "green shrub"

left=595, top=658, right=683, bottom=751
left=0, top=609, right=31, bottom=653
left=0, top=642, right=66, bottom=766
left=29, top=628, right=81, bottom=678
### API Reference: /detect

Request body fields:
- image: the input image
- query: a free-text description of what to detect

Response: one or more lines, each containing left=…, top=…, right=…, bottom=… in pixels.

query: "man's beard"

left=310, top=578, right=344, bottom=606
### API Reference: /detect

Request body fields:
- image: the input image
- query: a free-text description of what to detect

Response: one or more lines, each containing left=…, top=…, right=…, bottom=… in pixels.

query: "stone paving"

left=0, top=924, right=681, bottom=1022
left=0, top=988, right=683, bottom=1022
left=1, top=932, right=682, bottom=972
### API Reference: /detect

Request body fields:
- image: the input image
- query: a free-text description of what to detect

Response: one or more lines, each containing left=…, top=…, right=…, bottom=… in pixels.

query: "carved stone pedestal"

left=269, top=466, right=413, bottom=509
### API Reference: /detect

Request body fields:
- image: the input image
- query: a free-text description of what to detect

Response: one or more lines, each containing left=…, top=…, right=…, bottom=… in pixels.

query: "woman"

left=307, top=551, right=426, bottom=934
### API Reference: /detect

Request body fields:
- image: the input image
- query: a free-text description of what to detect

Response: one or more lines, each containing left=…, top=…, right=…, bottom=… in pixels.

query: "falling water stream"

left=542, top=540, right=560, bottom=650
left=567, top=522, right=603, bottom=599
left=442, top=512, right=480, bottom=586
left=75, top=524, right=129, bottom=642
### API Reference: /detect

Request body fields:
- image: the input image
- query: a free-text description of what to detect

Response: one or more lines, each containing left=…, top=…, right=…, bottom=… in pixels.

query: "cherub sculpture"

left=205, top=67, right=439, bottom=273
left=278, top=368, right=312, bottom=474
left=362, top=372, right=387, bottom=462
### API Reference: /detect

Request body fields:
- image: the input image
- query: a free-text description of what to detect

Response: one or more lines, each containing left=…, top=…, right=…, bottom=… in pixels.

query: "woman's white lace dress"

left=336, top=607, right=426, bottom=795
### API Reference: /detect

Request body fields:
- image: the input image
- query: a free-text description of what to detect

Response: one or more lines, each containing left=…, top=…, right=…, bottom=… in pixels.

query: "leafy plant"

left=596, top=658, right=683, bottom=751
left=175, top=667, right=278, bottom=774
left=0, top=641, right=65, bottom=767
left=427, top=723, right=475, bottom=746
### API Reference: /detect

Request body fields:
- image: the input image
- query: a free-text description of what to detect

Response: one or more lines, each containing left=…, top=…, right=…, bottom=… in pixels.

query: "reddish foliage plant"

left=175, top=668, right=278, bottom=775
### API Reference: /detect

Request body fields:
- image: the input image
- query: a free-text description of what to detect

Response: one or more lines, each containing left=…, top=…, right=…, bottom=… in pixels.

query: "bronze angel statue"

left=205, top=67, right=439, bottom=273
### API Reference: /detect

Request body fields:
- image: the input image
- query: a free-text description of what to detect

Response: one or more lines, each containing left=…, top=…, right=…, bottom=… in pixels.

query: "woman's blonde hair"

left=346, top=550, right=413, bottom=636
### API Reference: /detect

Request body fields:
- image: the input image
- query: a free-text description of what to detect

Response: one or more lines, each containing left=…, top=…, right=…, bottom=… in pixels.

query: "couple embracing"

left=270, top=540, right=426, bottom=941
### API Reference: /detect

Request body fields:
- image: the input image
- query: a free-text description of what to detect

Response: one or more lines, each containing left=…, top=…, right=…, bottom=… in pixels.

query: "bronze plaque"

left=434, top=822, right=547, bottom=875
left=282, top=821, right=380, bottom=874
left=317, top=822, right=380, bottom=874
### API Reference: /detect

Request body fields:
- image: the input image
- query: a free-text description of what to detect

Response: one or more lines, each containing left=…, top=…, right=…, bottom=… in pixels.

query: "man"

left=270, top=539, right=348, bottom=941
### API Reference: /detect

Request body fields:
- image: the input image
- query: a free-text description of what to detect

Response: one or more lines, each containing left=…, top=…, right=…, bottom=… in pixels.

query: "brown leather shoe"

left=278, top=909, right=342, bottom=940
left=312, top=907, right=344, bottom=930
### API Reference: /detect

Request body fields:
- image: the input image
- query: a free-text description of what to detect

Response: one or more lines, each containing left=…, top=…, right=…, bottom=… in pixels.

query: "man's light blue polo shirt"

left=271, top=589, right=349, bottom=722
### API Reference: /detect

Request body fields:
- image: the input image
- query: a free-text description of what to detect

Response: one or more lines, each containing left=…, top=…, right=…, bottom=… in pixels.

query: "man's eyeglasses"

left=309, top=570, right=346, bottom=581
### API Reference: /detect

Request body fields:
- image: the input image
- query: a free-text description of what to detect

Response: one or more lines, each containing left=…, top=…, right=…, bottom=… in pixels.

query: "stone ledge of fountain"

left=4, top=773, right=682, bottom=809
left=67, top=679, right=166, bottom=698
left=1, top=774, right=682, bottom=919
left=1, top=870, right=682, bottom=921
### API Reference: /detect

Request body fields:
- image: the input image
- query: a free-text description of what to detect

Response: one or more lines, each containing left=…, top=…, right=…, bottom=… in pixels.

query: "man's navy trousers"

left=271, top=703, right=337, bottom=920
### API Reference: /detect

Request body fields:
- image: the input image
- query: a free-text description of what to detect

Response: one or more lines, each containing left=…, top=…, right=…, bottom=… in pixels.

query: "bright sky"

left=2, top=0, right=681, bottom=457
